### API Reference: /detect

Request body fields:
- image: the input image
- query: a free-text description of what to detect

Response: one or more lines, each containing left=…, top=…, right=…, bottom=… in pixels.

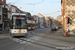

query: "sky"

left=6, top=0, right=61, bottom=19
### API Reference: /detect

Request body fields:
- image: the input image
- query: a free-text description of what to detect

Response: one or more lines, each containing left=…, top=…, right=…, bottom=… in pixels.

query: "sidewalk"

left=43, top=28, right=75, bottom=43
left=0, top=30, right=10, bottom=39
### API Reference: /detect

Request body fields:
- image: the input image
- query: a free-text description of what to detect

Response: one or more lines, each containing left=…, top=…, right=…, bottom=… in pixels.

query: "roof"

left=31, top=16, right=34, bottom=17
left=37, top=13, right=44, bottom=17
left=11, top=5, right=17, bottom=8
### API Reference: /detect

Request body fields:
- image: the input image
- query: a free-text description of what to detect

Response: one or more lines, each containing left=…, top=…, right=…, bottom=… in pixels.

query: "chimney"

left=3, top=0, right=6, bottom=4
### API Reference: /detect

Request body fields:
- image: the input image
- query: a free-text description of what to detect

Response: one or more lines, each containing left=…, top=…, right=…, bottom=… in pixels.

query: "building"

left=7, top=4, right=18, bottom=19
left=33, top=15, right=39, bottom=27
left=37, top=13, right=45, bottom=28
left=57, top=15, right=62, bottom=22
left=45, top=16, right=51, bottom=27
left=51, top=18, right=55, bottom=27
left=0, top=0, right=6, bottom=5
left=0, top=4, right=3, bottom=31
left=43, top=17, right=46, bottom=27
left=0, top=0, right=19, bottom=31
left=61, top=0, right=75, bottom=34
left=0, top=0, right=10, bottom=31
left=54, top=20, right=61, bottom=26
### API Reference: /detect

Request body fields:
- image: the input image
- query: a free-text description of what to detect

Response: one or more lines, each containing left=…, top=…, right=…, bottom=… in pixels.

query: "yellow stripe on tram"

left=18, top=30, right=21, bottom=33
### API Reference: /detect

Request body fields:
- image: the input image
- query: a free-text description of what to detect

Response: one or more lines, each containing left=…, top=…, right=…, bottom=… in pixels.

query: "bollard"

left=66, top=32, right=68, bottom=37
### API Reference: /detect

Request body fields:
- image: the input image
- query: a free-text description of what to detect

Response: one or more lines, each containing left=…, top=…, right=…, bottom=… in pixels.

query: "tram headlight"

left=14, top=31, right=16, bottom=32
left=24, top=31, right=25, bottom=32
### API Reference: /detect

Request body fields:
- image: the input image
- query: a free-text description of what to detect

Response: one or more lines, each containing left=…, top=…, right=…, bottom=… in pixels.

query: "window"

left=12, top=16, right=27, bottom=29
left=12, top=7, right=16, bottom=12
left=0, top=15, right=1, bottom=20
left=6, top=6, right=9, bottom=11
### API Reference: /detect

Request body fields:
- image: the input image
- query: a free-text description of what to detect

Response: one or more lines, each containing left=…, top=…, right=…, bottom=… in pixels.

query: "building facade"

left=57, top=15, right=62, bottom=22
left=7, top=4, right=18, bottom=19
left=33, top=15, right=39, bottom=27
left=45, top=16, right=51, bottom=27
left=0, top=0, right=10, bottom=31
left=0, top=5, right=2, bottom=31
left=37, top=13, right=45, bottom=28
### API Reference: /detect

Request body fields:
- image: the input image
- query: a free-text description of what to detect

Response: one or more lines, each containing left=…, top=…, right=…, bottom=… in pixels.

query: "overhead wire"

left=11, top=0, right=61, bottom=16
left=13, top=1, right=60, bottom=5
left=14, top=0, right=19, bottom=4
left=42, top=11, right=60, bottom=15
left=49, top=1, right=61, bottom=3
left=35, top=0, right=44, bottom=5
left=30, top=0, right=44, bottom=12
left=31, top=5, right=35, bottom=12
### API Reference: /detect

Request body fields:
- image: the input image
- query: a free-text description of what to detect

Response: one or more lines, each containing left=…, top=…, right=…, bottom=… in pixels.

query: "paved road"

left=0, top=28, right=75, bottom=50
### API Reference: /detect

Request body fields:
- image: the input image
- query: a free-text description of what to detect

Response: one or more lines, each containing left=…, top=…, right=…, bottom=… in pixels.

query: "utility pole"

left=62, top=0, right=68, bottom=37
left=63, top=0, right=65, bottom=32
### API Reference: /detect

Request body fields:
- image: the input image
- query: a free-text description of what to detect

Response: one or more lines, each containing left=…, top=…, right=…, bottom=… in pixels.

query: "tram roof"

left=12, top=13, right=26, bottom=16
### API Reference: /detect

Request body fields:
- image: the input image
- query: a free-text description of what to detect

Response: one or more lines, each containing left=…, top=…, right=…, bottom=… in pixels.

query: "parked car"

left=51, top=26, right=57, bottom=31
left=59, top=26, right=62, bottom=29
left=35, top=26, right=38, bottom=29
left=46, top=26, right=50, bottom=28
left=40, top=26, right=44, bottom=28
left=56, top=26, right=59, bottom=30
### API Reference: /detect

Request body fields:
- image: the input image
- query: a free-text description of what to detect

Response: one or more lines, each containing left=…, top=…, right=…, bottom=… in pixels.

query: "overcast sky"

left=6, top=0, right=61, bottom=19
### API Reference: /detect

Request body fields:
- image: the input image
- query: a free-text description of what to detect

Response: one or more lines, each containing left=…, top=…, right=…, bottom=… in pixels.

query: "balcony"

left=2, top=8, right=8, bottom=15
left=3, top=18, right=10, bottom=22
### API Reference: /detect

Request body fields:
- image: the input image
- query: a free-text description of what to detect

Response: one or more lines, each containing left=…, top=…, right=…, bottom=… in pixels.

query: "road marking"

left=27, top=42, right=31, bottom=44
left=30, top=40, right=35, bottom=42
left=27, top=39, right=31, bottom=41
left=56, top=47, right=75, bottom=49
left=20, top=41, right=26, bottom=44
left=35, top=39, right=38, bottom=40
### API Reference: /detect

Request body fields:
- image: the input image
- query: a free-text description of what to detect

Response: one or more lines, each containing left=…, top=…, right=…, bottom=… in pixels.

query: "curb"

left=45, top=36, right=75, bottom=43
left=0, top=36, right=10, bottom=40
left=0, top=31, right=10, bottom=40
left=42, top=29, right=75, bottom=43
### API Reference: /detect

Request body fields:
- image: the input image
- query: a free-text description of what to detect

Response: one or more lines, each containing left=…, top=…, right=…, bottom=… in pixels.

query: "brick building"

left=0, top=0, right=10, bottom=31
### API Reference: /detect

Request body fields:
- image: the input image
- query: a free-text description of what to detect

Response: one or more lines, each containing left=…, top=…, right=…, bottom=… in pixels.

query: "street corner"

left=54, top=28, right=64, bottom=37
left=57, top=29, right=75, bottom=37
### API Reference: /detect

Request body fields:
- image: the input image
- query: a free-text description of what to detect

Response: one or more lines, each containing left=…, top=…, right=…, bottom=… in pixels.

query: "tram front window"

left=13, top=16, right=27, bottom=29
